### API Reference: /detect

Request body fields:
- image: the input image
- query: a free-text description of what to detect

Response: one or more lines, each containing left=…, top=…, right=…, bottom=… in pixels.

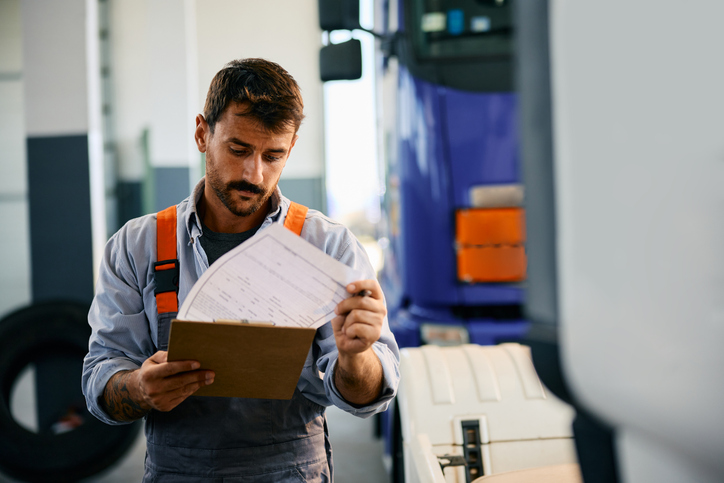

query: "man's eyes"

left=229, top=148, right=281, bottom=162
left=230, top=148, right=248, bottom=157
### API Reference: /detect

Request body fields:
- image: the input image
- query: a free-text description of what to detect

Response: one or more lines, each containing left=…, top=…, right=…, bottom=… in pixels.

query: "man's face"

left=196, top=102, right=297, bottom=220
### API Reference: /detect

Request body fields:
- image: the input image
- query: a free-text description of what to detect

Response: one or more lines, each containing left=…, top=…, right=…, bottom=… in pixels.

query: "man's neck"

left=198, top=195, right=269, bottom=234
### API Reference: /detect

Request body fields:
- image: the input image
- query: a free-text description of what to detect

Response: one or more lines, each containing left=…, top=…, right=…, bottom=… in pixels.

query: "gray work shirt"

left=82, top=179, right=400, bottom=425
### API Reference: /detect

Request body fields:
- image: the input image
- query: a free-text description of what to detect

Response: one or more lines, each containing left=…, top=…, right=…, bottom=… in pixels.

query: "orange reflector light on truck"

left=456, top=208, right=527, bottom=283
left=456, top=208, right=525, bottom=246
left=457, top=246, right=526, bottom=282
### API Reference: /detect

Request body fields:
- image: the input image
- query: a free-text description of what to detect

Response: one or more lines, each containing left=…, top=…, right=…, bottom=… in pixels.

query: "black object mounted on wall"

left=318, top=0, right=363, bottom=82
left=318, top=0, right=360, bottom=31
left=319, top=39, right=363, bottom=81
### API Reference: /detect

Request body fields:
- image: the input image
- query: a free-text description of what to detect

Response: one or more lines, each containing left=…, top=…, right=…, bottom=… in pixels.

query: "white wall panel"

left=21, top=0, right=89, bottom=136
left=194, top=0, right=325, bottom=180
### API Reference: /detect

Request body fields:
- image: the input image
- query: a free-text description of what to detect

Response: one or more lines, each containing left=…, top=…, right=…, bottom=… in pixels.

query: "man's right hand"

left=135, top=351, right=215, bottom=411
left=101, top=351, right=214, bottom=421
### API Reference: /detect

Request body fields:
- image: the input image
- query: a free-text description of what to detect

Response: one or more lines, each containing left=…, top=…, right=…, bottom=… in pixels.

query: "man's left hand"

left=332, top=279, right=386, bottom=356
left=331, top=279, right=387, bottom=405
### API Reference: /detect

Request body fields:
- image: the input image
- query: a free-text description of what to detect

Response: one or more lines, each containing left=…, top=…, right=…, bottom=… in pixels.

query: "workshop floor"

left=0, top=405, right=390, bottom=483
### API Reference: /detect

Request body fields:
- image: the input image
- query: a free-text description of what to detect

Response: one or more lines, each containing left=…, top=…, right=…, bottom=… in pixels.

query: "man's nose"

left=242, top=154, right=264, bottom=185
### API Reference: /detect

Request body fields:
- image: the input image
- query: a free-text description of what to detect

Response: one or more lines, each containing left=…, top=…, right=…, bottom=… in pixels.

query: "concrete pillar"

left=21, top=0, right=105, bottom=304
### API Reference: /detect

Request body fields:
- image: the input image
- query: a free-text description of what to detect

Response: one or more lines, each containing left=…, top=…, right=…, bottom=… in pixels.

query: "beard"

left=206, top=152, right=275, bottom=218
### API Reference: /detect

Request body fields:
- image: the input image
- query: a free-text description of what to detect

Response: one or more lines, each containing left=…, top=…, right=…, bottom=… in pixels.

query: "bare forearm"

left=334, top=349, right=383, bottom=406
left=101, top=370, right=150, bottom=422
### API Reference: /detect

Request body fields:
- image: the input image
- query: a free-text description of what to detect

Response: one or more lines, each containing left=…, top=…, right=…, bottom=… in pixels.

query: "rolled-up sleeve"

left=82, top=221, right=157, bottom=425
left=317, top=327, right=400, bottom=418
left=299, top=222, right=400, bottom=417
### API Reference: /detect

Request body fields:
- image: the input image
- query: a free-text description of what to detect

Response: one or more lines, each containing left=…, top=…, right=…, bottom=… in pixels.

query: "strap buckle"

left=153, top=259, right=179, bottom=295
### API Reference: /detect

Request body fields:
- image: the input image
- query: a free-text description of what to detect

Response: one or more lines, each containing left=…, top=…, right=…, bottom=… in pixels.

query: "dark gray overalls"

left=146, top=204, right=332, bottom=482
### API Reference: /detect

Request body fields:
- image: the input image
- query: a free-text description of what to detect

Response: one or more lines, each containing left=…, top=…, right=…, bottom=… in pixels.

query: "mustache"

left=227, top=180, right=263, bottom=194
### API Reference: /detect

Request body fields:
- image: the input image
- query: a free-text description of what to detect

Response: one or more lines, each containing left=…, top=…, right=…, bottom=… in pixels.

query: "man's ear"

left=288, top=134, right=299, bottom=157
left=280, top=134, right=299, bottom=170
left=195, top=114, right=210, bottom=153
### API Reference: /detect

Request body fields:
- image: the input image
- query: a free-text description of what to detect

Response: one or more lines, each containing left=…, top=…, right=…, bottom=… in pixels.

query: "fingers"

left=343, top=317, right=381, bottom=341
left=332, top=280, right=386, bottom=356
left=333, top=319, right=379, bottom=354
left=333, top=303, right=383, bottom=334
left=160, top=368, right=215, bottom=393
left=335, top=279, right=387, bottom=318
left=346, top=280, right=383, bottom=299
left=144, top=370, right=215, bottom=412
left=332, top=308, right=383, bottom=356
left=335, top=294, right=384, bottom=318
left=153, top=359, right=203, bottom=378
left=138, top=350, right=215, bottom=412
left=142, top=362, right=214, bottom=394
left=145, top=350, right=203, bottom=378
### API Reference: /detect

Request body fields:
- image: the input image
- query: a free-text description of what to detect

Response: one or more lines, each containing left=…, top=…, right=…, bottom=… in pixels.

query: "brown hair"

left=203, top=58, right=304, bottom=134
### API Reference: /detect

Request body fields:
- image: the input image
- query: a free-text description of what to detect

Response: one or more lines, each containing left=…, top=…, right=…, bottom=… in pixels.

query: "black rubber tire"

left=0, top=301, right=141, bottom=483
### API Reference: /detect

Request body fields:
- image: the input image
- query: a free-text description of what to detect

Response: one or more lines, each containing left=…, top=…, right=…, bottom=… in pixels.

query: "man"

left=82, top=58, right=400, bottom=482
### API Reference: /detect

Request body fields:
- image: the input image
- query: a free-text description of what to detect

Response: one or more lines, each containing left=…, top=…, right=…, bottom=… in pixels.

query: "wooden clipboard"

left=167, top=319, right=317, bottom=400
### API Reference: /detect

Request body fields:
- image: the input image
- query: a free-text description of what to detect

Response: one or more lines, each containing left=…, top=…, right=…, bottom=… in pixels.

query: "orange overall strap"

left=283, top=201, right=308, bottom=236
left=155, top=205, right=179, bottom=314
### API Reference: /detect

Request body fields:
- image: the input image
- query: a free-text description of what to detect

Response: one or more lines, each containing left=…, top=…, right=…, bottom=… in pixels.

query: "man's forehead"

left=215, top=111, right=293, bottom=140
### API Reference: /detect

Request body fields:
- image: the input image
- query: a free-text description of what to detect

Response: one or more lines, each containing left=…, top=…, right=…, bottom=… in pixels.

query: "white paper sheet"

left=177, top=223, right=364, bottom=329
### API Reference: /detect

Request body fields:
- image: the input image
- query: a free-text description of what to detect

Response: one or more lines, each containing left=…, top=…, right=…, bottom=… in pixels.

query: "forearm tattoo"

left=101, top=371, right=149, bottom=421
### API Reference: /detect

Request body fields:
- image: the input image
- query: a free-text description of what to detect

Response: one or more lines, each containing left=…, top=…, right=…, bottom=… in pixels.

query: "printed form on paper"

left=177, top=223, right=364, bottom=329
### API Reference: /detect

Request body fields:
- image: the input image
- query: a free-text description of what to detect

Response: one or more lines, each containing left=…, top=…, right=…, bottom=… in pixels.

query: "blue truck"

left=319, top=0, right=525, bottom=479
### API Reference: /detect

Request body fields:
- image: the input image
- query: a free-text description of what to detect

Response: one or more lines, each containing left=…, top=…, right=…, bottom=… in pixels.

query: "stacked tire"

left=0, top=301, right=140, bottom=482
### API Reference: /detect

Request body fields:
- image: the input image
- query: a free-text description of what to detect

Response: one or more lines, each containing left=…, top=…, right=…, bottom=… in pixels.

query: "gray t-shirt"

left=199, top=221, right=259, bottom=265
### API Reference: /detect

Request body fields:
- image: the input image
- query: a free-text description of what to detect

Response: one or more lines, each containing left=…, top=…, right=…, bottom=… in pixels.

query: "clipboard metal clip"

left=214, top=318, right=275, bottom=326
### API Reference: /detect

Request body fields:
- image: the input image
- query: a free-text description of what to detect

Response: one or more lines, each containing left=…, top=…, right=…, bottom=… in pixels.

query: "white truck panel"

left=399, top=344, right=577, bottom=481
